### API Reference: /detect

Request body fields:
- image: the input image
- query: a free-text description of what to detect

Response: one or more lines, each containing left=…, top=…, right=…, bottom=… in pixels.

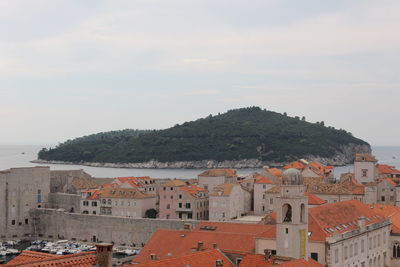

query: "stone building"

left=198, top=169, right=237, bottom=192
left=253, top=175, right=275, bottom=216
left=80, top=189, right=101, bottom=215
left=111, top=176, right=157, bottom=193
left=159, top=179, right=187, bottom=219
left=99, top=187, right=156, bottom=218
left=0, top=166, right=50, bottom=239
left=176, top=185, right=208, bottom=220
left=354, top=153, right=378, bottom=184
left=209, top=183, right=250, bottom=221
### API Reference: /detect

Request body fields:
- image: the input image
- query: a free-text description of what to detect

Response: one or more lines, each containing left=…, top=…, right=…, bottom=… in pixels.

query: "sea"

left=0, top=145, right=399, bottom=180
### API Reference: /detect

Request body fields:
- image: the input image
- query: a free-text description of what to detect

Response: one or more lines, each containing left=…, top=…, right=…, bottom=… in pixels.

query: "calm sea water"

left=0, top=145, right=399, bottom=179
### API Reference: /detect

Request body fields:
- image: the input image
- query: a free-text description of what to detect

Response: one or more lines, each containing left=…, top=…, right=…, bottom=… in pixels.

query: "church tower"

left=276, top=168, right=308, bottom=259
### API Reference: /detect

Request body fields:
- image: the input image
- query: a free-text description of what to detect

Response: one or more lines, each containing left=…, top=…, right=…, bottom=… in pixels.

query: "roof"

left=82, top=189, right=102, bottom=200
left=377, top=164, right=400, bottom=175
left=114, top=176, right=154, bottom=188
left=100, top=186, right=155, bottom=199
left=71, top=177, right=99, bottom=190
left=179, top=185, right=207, bottom=198
left=126, top=249, right=234, bottom=267
left=4, top=251, right=96, bottom=266
left=133, top=229, right=258, bottom=264
left=355, top=153, right=377, bottom=162
left=255, top=175, right=274, bottom=184
left=304, top=192, right=326, bottom=205
left=308, top=200, right=387, bottom=241
left=210, top=183, right=237, bottom=197
left=267, top=168, right=282, bottom=177
left=283, top=161, right=305, bottom=170
left=367, top=204, right=400, bottom=234
left=162, top=179, right=187, bottom=187
left=198, top=169, right=237, bottom=178
left=379, top=178, right=397, bottom=187
left=195, top=221, right=275, bottom=236
left=239, top=255, right=324, bottom=267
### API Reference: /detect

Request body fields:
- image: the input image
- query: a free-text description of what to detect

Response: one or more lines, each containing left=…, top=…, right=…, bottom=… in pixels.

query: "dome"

left=282, top=168, right=303, bottom=185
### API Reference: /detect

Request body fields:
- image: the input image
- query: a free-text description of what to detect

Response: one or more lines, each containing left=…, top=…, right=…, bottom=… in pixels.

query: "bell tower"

left=275, top=168, right=308, bottom=259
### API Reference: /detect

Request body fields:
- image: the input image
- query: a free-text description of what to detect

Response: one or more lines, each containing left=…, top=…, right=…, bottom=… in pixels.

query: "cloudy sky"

left=0, top=0, right=399, bottom=146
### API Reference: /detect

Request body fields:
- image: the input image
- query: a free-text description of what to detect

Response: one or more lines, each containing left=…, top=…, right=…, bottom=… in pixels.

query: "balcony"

left=176, top=207, right=192, bottom=212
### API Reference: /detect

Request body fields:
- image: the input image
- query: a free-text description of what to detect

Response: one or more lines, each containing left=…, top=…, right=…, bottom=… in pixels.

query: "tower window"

left=285, top=228, right=289, bottom=234
left=282, top=204, right=292, bottom=222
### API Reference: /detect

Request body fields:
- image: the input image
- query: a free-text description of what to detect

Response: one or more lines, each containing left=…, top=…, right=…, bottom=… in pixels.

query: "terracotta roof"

left=367, top=204, right=400, bottom=234
left=283, top=161, right=305, bottom=170
left=179, top=185, right=207, bottom=198
left=82, top=189, right=102, bottom=200
left=267, top=168, right=282, bottom=177
left=71, top=177, right=99, bottom=190
left=133, top=229, right=258, bottom=264
left=100, top=186, right=155, bottom=199
left=378, top=178, right=397, bottom=187
left=377, top=164, right=400, bottom=175
left=255, top=176, right=274, bottom=184
left=355, top=153, right=377, bottom=162
left=308, top=200, right=387, bottom=241
left=4, top=251, right=96, bottom=266
left=162, top=179, right=187, bottom=187
left=210, top=183, right=237, bottom=197
left=126, top=249, right=234, bottom=267
left=114, top=176, right=154, bottom=188
left=239, top=255, right=324, bottom=267
left=5, top=251, right=57, bottom=266
left=195, top=221, right=275, bottom=236
left=198, top=169, right=237, bottom=178
left=304, top=192, right=326, bottom=205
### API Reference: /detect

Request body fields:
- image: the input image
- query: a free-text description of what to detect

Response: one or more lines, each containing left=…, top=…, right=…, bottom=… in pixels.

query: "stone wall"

left=29, top=209, right=199, bottom=246
left=48, top=193, right=81, bottom=213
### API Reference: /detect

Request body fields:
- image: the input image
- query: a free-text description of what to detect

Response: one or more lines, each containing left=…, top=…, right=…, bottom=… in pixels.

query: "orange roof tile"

left=210, top=183, right=237, bottom=197
left=4, top=251, right=96, bottom=266
left=305, top=192, right=326, bottom=205
left=195, top=221, right=275, bottom=236
left=126, top=249, right=234, bottom=267
left=255, top=176, right=274, bottom=184
left=355, top=153, right=377, bottom=162
left=283, top=161, right=305, bottom=170
left=238, top=254, right=273, bottom=267
left=308, top=200, right=387, bottom=241
left=100, top=186, right=155, bottom=199
left=267, top=168, right=282, bottom=177
left=114, top=176, right=154, bottom=188
left=198, top=169, right=237, bottom=178
left=179, top=185, right=207, bottom=198
left=377, top=164, right=400, bottom=175
left=367, top=204, right=400, bottom=234
left=162, top=179, right=187, bottom=187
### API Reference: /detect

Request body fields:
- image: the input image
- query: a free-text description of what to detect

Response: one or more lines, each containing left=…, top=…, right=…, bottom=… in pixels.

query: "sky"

left=0, top=0, right=399, bottom=146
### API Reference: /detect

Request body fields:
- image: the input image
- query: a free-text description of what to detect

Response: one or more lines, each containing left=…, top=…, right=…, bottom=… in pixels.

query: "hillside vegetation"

left=38, top=107, right=369, bottom=164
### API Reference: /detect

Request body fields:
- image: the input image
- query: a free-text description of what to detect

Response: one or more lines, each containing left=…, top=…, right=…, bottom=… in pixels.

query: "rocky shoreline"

left=31, top=144, right=370, bottom=169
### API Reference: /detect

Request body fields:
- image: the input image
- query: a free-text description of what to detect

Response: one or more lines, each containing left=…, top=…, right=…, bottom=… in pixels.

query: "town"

left=1, top=153, right=399, bottom=266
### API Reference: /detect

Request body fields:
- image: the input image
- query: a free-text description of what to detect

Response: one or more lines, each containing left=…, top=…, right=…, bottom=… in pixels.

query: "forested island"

left=37, top=107, right=370, bottom=168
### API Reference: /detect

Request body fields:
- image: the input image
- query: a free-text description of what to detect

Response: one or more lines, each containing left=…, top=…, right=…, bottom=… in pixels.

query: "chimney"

left=212, top=243, right=217, bottom=249
left=264, top=249, right=272, bottom=260
left=358, top=217, right=366, bottom=231
left=197, top=241, right=204, bottom=251
left=95, top=243, right=113, bottom=267
left=215, top=259, right=224, bottom=267
left=150, top=253, right=157, bottom=261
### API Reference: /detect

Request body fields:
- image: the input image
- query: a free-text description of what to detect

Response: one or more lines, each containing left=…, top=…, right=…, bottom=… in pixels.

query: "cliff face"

left=33, top=143, right=370, bottom=169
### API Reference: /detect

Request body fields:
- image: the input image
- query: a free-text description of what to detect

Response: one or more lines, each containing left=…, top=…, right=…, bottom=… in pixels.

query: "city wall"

left=48, top=193, right=81, bottom=212
left=29, top=209, right=199, bottom=246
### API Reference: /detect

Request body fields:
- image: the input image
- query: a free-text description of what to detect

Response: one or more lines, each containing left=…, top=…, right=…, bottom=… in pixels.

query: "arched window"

left=102, top=199, right=106, bottom=204
left=107, top=199, right=111, bottom=205
left=300, top=203, right=306, bottom=223
left=394, top=243, right=400, bottom=258
left=282, top=204, right=292, bottom=222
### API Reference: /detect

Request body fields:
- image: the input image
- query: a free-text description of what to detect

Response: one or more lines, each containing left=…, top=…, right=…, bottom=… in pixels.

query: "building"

left=354, top=153, right=378, bottom=184
left=159, top=179, right=187, bottom=219
left=176, top=185, right=208, bottom=220
left=198, top=169, right=237, bottom=192
left=99, top=187, right=156, bottom=218
left=253, top=175, right=275, bottom=216
left=80, top=189, right=101, bottom=215
left=112, top=176, right=156, bottom=193
left=209, top=183, right=250, bottom=221
left=0, top=166, right=50, bottom=239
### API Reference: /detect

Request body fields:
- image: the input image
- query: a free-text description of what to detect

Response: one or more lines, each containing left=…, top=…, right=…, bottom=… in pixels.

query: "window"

left=270, top=198, right=273, bottom=204
left=92, top=211, right=96, bottom=214
left=91, top=201, right=97, bottom=207
left=369, top=237, right=372, bottom=250
left=25, top=219, right=28, bottom=224
left=170, top=187, right=173, bottom=190
left=263, top=185, right=266, bottom=189
left=262, top=194, right=265, bottom=199
left=188, top=213, right=192, bottom=219
left=355, top=242, right=358, bottom=256
left=344, top=246, right=348, bottom=260
left=378, top=234, right=381, bottom=246
left=185, top=203, right=191, bottom=209
left=362, top=169, right=368, bottom=177
left=179, top=194, right=182, bottom=199
left=163, top=187, right=166, bottom=191
left=166, top=204, right=170, bottom=209
left=179, top=203, right=182, bottom=208
left=83, top=201, right=89, bottom=206
left=285, top=228, right=288, bottom=234
left=381, top=196, right=386, bottom=202
left=311, top=253, right=318, bottom=262
left=222, top=212, right=225, bottom=218
left=282, top=204, right=292, bottom=222
left=350, top=244, right=353, bottom=257
left=107, top=199, right=111, bottom=205
left=334, top=249, right=339, bottom=263
left=361, top=239, right=365, bottom=253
